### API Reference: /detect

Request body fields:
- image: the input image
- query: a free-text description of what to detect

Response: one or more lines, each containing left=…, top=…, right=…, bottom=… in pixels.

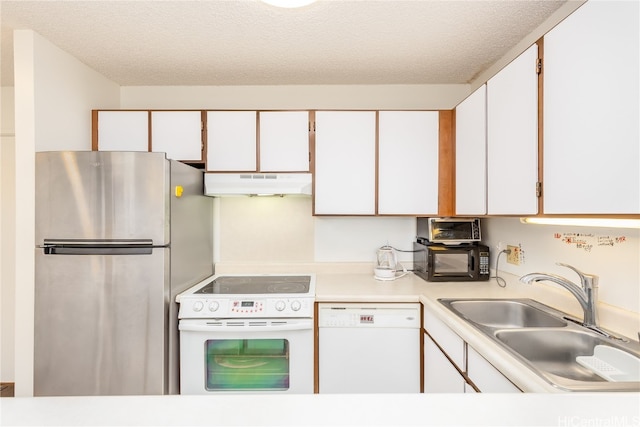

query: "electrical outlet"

left=507, top=245, right=520, bottom=265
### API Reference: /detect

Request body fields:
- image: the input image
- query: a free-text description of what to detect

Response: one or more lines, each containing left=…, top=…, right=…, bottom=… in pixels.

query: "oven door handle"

left=179, top=321, right=313, bottom=332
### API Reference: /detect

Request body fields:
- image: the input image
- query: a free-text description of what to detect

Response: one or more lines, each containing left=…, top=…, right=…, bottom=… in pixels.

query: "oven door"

left=178, top=318, right=314, bottom=394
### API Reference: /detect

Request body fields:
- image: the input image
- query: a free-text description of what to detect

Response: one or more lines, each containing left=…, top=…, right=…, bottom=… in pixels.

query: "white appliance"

left=318, top=303, right=421, bottom=393
left=177, top=274, right=316, bottom=394
left=204, top=173, right=312, bottom=196
left=374, top=245, right=408, bottom=281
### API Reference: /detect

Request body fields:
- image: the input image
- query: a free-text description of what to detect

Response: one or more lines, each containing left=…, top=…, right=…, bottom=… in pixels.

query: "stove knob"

left=275, top=300, right=286, bottom=311
left=193, top=301, right=204, bottom=312
left=291, top=300, right=301, bottom=311
left=209, top=301, right=219, bottom=312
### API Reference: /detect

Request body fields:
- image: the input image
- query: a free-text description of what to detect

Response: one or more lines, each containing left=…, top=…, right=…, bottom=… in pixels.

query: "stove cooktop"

left=177, top=274, right=316, bottom=319
left=194, top=275, right=312, bottom=295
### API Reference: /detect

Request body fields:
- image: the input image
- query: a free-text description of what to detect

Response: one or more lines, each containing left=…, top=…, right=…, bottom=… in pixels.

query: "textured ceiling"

left=1, top=0, right=568, bottom=87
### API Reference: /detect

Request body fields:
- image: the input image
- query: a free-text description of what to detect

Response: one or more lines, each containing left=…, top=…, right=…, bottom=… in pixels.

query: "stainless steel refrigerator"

left=34, top=151, right=213, bottom=396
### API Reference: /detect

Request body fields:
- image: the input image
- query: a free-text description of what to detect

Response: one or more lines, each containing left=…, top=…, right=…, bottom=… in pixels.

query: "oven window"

left=433, top=253, right=468, bottom=273
left=205, top=339, right=290, bottom=391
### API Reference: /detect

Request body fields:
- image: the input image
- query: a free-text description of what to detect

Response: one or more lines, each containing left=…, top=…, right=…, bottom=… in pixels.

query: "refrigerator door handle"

left=41, top=239, right=155, bottom=255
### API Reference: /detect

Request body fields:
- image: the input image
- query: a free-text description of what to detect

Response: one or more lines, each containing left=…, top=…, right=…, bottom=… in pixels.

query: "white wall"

left=483, top=218, right=640, bottom=314
left=11, top=29, right=120, bottom=395
left=1, top=86, right=16, bottom=382
left=121, top=85, right=469, bottom=110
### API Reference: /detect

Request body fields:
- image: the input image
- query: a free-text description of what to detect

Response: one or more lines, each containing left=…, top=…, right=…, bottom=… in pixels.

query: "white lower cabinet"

left=466, top=345, right=521, bottom=393
left=464, top=382, right=477, bottom=393
left=423, top=306, right=522, bottom=393
left=423, top=333, right=465, bottom=393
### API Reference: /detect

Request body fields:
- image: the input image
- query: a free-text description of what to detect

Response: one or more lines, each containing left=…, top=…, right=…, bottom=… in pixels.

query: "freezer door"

left=35, top=151, right=170, bottom=245
left=34, top=247, right=169, bottom=396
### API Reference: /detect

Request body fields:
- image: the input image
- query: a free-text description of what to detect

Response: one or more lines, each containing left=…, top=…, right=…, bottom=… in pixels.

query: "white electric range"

left=176, top=274, right=316, bottom=394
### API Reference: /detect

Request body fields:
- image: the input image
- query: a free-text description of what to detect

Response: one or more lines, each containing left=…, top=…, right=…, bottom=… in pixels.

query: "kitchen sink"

left=438, top=298, right=640, bottom=391
left=495, top=329, right=612, bottom=382
left=444, top=299, right=567, bottom=329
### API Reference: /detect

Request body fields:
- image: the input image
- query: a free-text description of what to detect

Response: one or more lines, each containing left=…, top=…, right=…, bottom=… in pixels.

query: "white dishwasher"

left=318, top=303, right=421, bottom=393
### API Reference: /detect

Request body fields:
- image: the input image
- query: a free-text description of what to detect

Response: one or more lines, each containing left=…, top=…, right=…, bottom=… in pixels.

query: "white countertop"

left=3, top=393, right=640, bottom=426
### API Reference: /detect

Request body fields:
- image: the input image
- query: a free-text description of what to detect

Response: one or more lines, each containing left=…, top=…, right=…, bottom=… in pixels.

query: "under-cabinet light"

left=261, top=0, right=317, bottom=8
left=520, top=217, right=640, bottom=229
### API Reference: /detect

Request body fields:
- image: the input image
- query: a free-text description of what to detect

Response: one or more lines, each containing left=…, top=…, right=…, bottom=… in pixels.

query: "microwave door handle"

left=469, top=251, right=475, bottom=271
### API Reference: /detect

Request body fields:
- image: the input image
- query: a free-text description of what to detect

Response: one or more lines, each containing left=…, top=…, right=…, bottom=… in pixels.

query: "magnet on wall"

left=175, top=185, right=184, bottom=198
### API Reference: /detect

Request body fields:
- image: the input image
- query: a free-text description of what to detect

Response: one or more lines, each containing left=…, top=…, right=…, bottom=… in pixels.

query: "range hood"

left=204, top=173, right=312, bottom=196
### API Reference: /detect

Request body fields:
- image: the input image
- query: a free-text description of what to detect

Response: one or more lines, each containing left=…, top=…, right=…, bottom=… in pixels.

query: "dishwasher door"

left=318, top=303, right=421, bottom=393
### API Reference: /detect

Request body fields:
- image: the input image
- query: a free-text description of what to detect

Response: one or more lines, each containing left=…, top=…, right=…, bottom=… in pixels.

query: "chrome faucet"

left=520, top=263, right=599, bottom=328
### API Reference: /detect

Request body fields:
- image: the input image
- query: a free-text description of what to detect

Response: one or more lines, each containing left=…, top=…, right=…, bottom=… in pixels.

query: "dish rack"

left=576, top=345, right=640, bottom=382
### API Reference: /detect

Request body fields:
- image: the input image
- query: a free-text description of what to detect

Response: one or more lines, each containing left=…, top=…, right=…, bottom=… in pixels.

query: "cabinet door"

left=543, top=1, right=639, bottom=214
left=378, top=111, right=439, bottom=215
left=259, top=111, right=310, bottom=172
left=151, top=111, right=202, bottom=161
left=206, top=111, right=257, bottom=171
left=455, top=85, right=487, bottom=215
left=423, top=308, right=465, bottom=370
left=314, top=111, right=376, bottom=215
left=423, top=333, right=465, bottom=393
left=486, top=44, right=539, bottom=215
left=96, top=111, right=148, bottom=152
left=467, top=346, right=521, bottom=393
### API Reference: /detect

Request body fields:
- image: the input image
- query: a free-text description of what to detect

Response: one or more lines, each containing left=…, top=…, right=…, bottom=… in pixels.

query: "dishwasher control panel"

left=318, top=303, right=420, bottom=328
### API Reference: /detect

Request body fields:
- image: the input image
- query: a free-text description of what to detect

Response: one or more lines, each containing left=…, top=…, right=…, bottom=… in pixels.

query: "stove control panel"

left=178, top=297, right=314, bottom=318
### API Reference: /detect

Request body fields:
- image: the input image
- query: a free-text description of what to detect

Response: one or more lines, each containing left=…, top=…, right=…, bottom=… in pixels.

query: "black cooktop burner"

left=194, top=275, right=311, bottom=295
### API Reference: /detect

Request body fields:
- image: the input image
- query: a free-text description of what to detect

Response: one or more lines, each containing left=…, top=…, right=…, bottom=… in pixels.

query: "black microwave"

left=413, top=239, right=490, bottom=282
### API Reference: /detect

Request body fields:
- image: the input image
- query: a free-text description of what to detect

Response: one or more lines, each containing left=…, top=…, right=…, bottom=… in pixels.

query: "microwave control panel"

left=479, top=251, right=490, bottom=275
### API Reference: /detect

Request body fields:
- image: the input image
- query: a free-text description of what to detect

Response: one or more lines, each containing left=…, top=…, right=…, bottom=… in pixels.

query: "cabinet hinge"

left=536, top=58, right=543, bottom=75
left=536, top=181, right=542, bottom=197
left=309, top=121, right=315, bottom=132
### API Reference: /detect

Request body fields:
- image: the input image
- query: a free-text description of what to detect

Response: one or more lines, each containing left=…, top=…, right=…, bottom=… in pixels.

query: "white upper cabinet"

left=455, top=85, right=487, bottom=215
left=486, top=44, right=539, bottom=215
left=206, top=111, right=257, bottom=172
left=96, top=111, right=149, bottom=152
left=314, top=111, right=376, bottom=215
left=543, top=1, right=639, bottom=214
left=259, top=111, right=310, bottom=172
left=378, top=111, right=439, bottom=215
left=151, top=111, right=202, bottom=161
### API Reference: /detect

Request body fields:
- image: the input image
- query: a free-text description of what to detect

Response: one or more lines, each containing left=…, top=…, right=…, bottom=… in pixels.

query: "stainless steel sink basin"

left=438, top=298, right=640, bottom=391
left=495, top=329, right=612, bottom=382
left=445, top=299, right=567, bottom=329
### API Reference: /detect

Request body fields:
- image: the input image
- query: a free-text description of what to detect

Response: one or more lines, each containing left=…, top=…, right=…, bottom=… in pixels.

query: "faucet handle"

left=556, top=262, right=598, bottom=288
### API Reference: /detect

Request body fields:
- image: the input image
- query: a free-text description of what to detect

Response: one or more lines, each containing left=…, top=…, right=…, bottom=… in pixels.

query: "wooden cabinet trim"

left=537, top=37, right=545, bottom=215
left=438, top=110, right=455, bottom=216
left=91, top=110, right=98, bottom=151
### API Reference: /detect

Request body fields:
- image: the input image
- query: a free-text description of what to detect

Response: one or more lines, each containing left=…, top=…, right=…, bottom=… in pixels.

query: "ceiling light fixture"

left=520, top=217, right=640, bottom=229
left=261, top=0, right=317, bottom=8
